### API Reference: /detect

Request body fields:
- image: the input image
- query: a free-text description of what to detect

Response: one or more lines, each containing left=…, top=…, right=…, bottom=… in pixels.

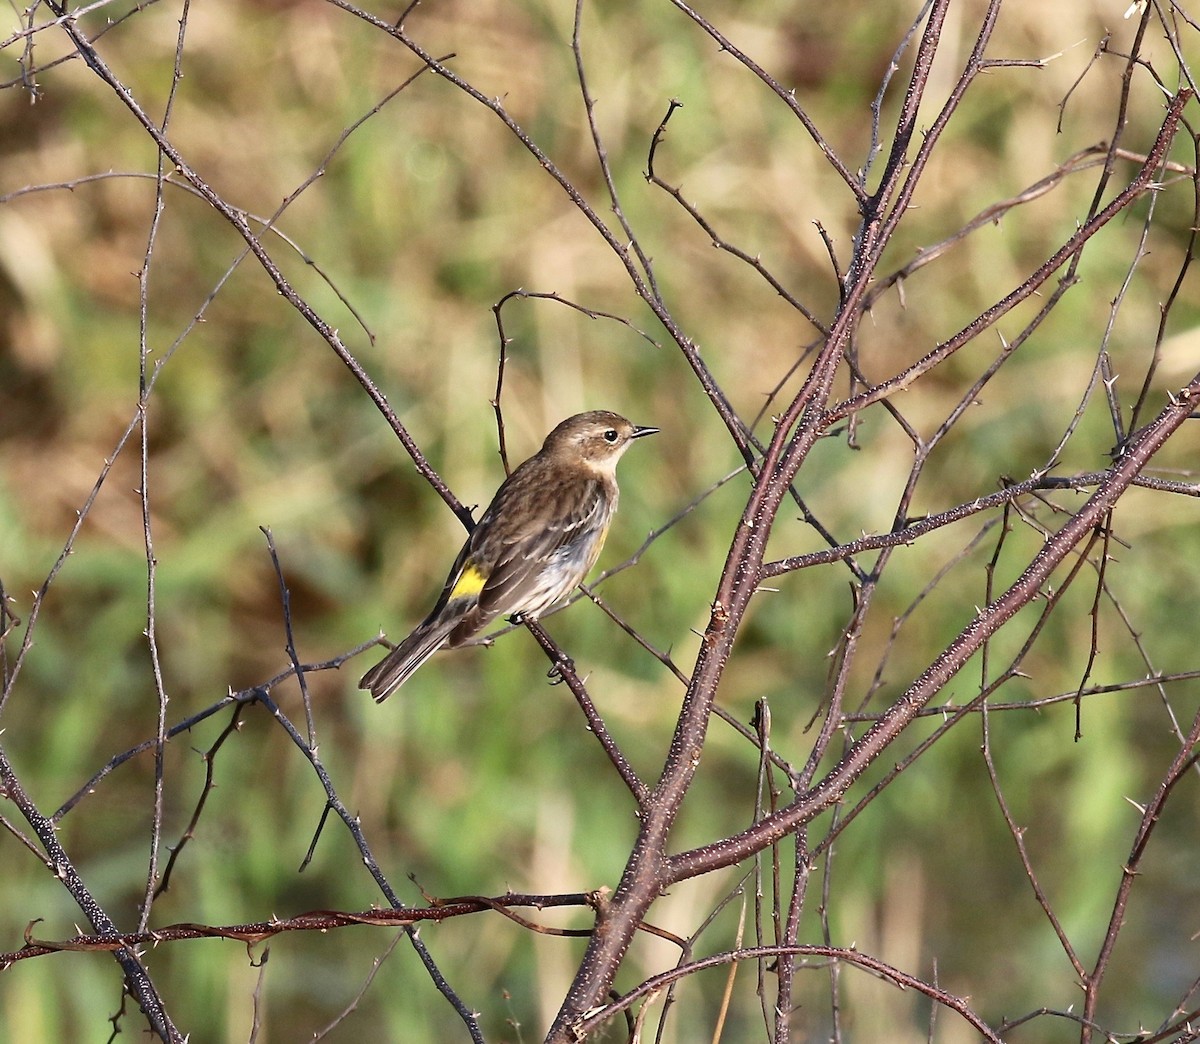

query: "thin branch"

left=570, top=945, right=1002, bottom=1043
left=2, top=892, right=601, bottom=963
left=0, top=751, right=184, bottom=1041
left=667, top=372, right=1200, bottom=884
left=522, top=619, right=650, bottom=807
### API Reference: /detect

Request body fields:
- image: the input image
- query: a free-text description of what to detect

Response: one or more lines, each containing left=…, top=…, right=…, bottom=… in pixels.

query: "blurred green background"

left=1, top=0, right=1199, bottom=1040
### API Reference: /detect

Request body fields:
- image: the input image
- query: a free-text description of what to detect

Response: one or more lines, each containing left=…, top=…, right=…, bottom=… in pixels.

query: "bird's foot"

left=547, top=655, right=576, bottom=685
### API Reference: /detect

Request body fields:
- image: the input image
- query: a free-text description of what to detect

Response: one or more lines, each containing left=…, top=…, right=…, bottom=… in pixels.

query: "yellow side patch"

left=450, top=562, right=487, bottom=599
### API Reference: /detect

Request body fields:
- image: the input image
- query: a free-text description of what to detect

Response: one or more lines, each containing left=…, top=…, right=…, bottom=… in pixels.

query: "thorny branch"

left=1, top=891, right=604, bottom=966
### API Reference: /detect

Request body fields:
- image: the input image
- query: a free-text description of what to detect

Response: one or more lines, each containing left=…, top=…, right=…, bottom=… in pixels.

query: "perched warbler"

left=359, top=410, right=659, bottom=702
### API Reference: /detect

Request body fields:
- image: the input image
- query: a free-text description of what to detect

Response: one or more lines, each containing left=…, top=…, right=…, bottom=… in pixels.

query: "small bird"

left=359, top=410, right=659, bottom=702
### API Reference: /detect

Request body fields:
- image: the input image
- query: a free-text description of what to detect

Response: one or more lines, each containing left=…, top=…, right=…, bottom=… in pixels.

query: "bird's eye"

left=603, top=429, right=620, bottom=443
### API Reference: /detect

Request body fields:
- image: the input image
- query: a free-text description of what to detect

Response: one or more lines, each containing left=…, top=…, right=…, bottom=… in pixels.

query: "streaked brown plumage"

left=359, top=411, right=658, bottom=702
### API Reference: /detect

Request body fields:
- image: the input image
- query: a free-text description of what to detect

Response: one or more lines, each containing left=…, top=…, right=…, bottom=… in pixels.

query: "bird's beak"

left=631, top=425, right=660, bottom=439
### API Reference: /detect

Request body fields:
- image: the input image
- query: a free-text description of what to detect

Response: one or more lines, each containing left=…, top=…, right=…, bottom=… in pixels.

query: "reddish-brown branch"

left=571, top=944, right=1002, bottom=1042
left=665, top=374, right=1200, bottom=885
left=1, top=892, right=599, bottom=966
left=1080, top=704, right=1200, bottom=1040
left=544, top=4, right=985, bottom=1035
left=831, top=89, right=1191, bottom=425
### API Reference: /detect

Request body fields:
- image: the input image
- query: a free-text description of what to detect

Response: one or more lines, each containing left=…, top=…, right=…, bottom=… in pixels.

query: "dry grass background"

left=1, top=0, right=1199, bottom=1040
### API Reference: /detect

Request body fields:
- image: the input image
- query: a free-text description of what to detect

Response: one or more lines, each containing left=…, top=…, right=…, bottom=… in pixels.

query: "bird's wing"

left=447, top=477, right=610, bottom=642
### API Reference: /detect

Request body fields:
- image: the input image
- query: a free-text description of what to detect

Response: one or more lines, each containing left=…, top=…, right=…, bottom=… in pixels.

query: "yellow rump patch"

left=450, top=562, right=487, bottom=599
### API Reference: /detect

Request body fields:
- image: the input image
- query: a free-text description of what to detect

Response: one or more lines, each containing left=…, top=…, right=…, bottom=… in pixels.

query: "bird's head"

left=541, top=410, right=659, bottom=474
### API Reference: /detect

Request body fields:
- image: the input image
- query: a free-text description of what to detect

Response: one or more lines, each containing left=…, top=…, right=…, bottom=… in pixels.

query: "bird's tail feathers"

left=359, top=616, right=457, bottom=703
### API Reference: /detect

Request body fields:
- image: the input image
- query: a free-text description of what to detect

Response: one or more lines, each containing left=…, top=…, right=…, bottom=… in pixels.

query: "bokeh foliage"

left=1, top=0, right=1199, bottom=1040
